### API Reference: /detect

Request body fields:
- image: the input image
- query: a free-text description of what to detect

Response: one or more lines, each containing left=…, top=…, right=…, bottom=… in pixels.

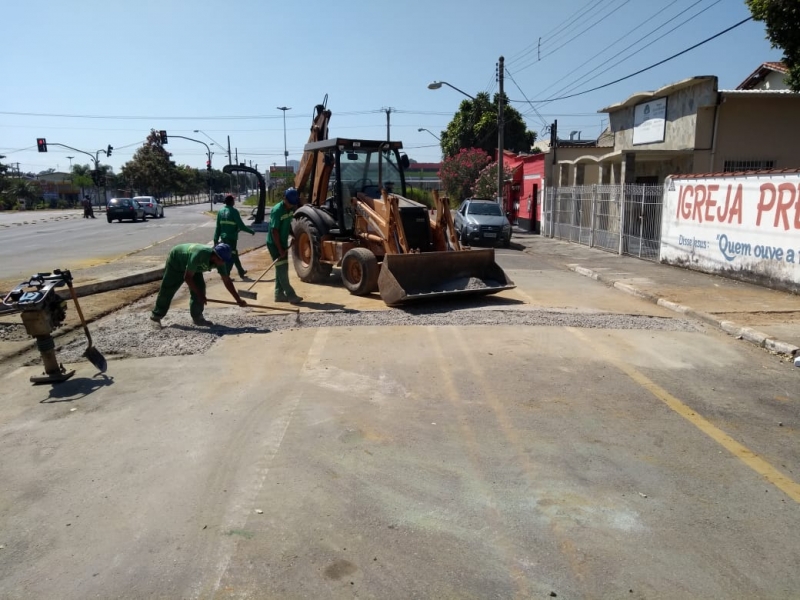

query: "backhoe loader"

left=290, top=98, right=515, bottom=306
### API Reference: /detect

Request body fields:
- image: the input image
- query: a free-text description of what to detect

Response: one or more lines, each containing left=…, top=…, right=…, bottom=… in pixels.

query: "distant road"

left=0, top=202, right=263, bottom=281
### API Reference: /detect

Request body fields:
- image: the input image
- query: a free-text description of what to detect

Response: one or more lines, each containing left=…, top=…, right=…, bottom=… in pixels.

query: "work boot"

left=150, top=314, right=162, bottom=328
left=274, top=293, right=289, bottom=303
left=287, top=295, right=303, bottom=305
left=239, top=270, right=248, bottom=278
left=192, top=317, right=214, bottom=327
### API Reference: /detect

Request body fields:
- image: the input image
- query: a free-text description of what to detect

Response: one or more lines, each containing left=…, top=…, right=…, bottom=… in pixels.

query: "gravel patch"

left=49, top=306, right=697, bottom=364
left=0, top=322, right=30, bottom=342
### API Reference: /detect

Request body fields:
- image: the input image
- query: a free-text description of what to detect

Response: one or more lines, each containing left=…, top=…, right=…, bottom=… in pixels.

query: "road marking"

left=566, top=327, right=800, bottom=504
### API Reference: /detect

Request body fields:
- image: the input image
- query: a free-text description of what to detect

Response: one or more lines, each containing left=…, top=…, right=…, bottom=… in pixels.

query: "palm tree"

left=12, top=179, right=42, bottom=210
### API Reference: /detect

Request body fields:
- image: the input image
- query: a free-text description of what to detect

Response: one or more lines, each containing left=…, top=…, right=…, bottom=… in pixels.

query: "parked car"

left=106, top=198, right=146, bottom=223
left=133, top=196, right=164, bottom=218
left=453, top=198, right=512, bottom=247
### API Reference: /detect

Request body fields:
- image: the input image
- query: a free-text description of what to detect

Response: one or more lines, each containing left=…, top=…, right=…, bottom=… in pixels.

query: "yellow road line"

left=566, top=327, right=800, bottom=504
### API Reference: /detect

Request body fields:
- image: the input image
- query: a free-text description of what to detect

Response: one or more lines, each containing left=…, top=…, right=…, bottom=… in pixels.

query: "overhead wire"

left=524, top=0, right=722, bottom=113
left=514, top=0, right=633, bottom=74
left=519, top=15, right=753, bottom=106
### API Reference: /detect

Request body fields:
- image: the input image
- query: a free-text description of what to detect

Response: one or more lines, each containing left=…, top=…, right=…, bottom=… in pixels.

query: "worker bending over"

left=213, top=194, right=254, bottom=279
left=267, top=188, right=303, bottom=304
left=150, top=242, right=247, bottom=327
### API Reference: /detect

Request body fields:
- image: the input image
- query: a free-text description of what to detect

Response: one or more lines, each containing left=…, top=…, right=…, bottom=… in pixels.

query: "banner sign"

left=660, top=173, right=800, bottom=290
left=633, top=98, right=667, bottom=145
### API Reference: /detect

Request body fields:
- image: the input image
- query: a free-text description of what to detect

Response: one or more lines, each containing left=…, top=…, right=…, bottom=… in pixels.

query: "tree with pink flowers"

left=438, top=148, right=491, bottom=203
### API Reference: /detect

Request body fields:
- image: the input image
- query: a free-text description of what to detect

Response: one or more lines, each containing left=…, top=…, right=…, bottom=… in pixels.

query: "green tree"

left=440, top=91, right=536, bottom=159
left=471, top=162, right=515, bottom=199
left=438, top=148, right=492, bottom=203
left=120, top=129, right=176, bottom=196
left=747, top=0, right=800, bottom=91
left=71, top=164, right=94, bottom=200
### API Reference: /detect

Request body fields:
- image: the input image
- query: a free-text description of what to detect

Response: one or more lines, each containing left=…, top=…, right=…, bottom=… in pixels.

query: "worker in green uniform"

left=150, top=242, right=247, bottom=327
left=266, top=188, right=303, bottom=304
left=213, top=194, right=255, bottom=279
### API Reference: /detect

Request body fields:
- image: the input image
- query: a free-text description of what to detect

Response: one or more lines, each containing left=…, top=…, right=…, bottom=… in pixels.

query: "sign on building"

left=633, top=97, right=667, bottom=145
left=660, top=173, right=800, bottom=292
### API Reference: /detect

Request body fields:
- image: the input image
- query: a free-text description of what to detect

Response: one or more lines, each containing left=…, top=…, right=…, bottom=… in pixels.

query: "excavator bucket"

left=378, top=249, right=515, bottom=306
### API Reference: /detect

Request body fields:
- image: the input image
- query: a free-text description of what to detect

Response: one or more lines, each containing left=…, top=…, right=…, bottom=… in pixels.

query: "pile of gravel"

left=0, top=322, right=30, bottom=342
left=50, top=306, right=697, bottom=363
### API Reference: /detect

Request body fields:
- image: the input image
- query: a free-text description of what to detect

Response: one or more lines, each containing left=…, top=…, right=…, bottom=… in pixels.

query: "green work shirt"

left=167, top=243, right=230, bottom=277
left=214, top=205, right=254, bottom=244
left=266, top=201, right=294, bottom=250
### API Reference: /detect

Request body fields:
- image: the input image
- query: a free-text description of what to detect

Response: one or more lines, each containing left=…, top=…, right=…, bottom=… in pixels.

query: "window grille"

left=723, top=159, right=775, bottom=172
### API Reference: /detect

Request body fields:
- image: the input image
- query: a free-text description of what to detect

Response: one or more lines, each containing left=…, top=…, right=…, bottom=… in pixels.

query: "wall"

left=713, top=94, right=800, bottom=171
left=660, top=172, right=800, bottom=293
left=610, top=79, right=717, bottom=153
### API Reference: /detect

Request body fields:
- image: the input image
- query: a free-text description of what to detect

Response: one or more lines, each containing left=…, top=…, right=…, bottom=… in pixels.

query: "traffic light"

left=36, top=138, right=48, bottom=152
left=107, top=144, right=113, bottom=157
left=159, top=130, right=168, bottom=144
left=206, top=160, right=212, bottom=172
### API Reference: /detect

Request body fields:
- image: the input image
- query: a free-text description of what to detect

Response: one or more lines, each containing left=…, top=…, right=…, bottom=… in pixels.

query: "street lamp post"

left=66, top=156, right=74, bottom=169
left=277, top=106, right=291, bottom=172
left=417, top=127, right=441, bottom=141
left=427, top=81, right=475, bottom=100
left=170, top=134, right=213, bottom=210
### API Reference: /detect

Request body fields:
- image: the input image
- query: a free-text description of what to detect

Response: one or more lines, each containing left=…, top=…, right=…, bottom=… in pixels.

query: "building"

left=736, top=61, right=790, bottom=91
left=552, top=72, right=800, bottom=186
left=405, top=162, right=441, bottom=191
left=502, top=151, right=545, bottom=233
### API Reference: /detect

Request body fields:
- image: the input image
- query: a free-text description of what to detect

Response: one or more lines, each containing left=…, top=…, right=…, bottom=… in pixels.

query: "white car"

left=133, top=196, right=164, bottom=218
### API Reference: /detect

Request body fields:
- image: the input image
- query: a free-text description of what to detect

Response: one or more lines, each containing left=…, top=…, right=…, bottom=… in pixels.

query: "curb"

left=567, top=263, right=800, bottom=359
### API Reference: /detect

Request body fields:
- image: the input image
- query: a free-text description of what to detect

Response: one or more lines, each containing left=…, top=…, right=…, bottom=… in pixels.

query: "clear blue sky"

left=0, top=0, right=781, bottom=175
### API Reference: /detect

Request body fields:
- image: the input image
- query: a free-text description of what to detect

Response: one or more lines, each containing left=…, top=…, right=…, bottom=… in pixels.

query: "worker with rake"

left=150, top=242, right=247, bottom=327
left=267, top=188, right=303, bottom=304
left=213, top=194, right=255, bottom=279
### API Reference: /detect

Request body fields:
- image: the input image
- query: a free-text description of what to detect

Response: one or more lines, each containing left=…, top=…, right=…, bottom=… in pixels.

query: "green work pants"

left=152, top=266, right=206, bottom=320
left=268, top=245, right=297, bottom=300
left=226, top=237, right=246, bottom=278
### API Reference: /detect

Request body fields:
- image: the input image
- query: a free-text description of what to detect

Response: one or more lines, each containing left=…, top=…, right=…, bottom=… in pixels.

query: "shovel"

left=207, top=297, right=301, bottom=323
left=238, top=241, right=292, bottom=300
left=65, top=280, right=108, bottom=373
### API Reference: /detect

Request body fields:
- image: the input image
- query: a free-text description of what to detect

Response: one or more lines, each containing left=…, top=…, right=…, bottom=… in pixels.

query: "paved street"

left=0, top=202, right=263, bottom=283
left=0, top=241, right=797, bottom=599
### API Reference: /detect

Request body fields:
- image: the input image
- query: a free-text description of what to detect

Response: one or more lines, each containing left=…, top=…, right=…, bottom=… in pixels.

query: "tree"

left=747, top=0, right=800, bottom=91
left=471, top=162, right=515, bottom=199
left=120, top=129, right=176, bottom=196
left=440, top=91, right=536, bottom=158
left=438, top=148, right=492, bottom=203
left=71, top=164, right=94, bottom=200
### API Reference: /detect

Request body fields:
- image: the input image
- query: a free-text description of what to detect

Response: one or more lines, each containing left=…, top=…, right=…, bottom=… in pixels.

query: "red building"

left=502, top=151, right=545, bottom=233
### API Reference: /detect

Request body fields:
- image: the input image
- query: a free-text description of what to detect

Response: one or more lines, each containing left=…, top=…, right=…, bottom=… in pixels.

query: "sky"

left=0, top=0, right=782, bottom=176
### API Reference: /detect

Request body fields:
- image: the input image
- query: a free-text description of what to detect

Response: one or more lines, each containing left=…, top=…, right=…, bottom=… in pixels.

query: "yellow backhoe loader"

left=290, top=98, right=515, bottom=306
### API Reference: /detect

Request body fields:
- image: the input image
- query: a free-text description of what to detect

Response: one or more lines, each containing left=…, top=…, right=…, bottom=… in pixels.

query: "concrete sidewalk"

left=512, top=228, right=800, bottom=357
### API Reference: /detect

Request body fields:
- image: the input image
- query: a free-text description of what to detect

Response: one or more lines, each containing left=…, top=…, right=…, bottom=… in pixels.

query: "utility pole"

left=383, top=107, right=394, bottom=141
left=227, top=135, right=233, bottom=194
left=277, top=106, right=291, bottom=171
left=497, top=55, right=505, bottom=209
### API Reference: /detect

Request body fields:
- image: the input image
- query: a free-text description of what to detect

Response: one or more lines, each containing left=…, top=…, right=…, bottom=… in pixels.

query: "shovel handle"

left=244, top=240, right=293, bottom=292
left=66, top=281, right=92, bottom=346
left=207, top=298, right=298, bottom=314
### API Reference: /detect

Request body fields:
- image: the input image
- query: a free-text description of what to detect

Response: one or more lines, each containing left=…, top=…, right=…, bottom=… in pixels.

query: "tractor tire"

left=341, top=247, right=379, bottom=296
left=292, top=217, right=332, bottom=283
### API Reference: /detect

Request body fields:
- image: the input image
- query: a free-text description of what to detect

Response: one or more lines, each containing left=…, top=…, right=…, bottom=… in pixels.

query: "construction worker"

left=267, top=188, right=303, bottom=304
left=213, top=194, right=254, bottom=279
left=150, top=242, right=247, bottom=327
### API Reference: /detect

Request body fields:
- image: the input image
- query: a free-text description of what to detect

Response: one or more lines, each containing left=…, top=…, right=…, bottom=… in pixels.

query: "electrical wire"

left=505, top=68, right=549, bottom=131
left=521, top=16, right=753, bottom=105
left=514, top=0, right=633, bottom=73
left=525, top=0, right=722, bottom=112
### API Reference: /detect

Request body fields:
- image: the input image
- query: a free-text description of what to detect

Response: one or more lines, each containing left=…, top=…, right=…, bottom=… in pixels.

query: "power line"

left=515, top=0, right=633, bottom=73
left=0, top=109, right=384, bottom=121
left=525, top=0, right=721, bottom=111
left=505, top=68, right=549, bottom=131
left=507, top=0, right=610, bottom=66
left=521, top=16, right=753, bottom=105
left=518, top=0, right=681, bottom=99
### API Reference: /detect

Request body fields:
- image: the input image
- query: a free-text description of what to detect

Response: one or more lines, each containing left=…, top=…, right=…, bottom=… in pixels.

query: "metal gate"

left=544, top=184, right=664, bottom=261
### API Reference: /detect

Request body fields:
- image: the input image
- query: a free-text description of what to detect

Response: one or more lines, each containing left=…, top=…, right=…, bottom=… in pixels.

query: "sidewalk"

left=512, top=227, right=800, bottom=357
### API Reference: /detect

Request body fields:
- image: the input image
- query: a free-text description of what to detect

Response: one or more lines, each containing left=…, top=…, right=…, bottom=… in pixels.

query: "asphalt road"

left=0, top=246, right=797, bottom=599
left=0, top=202, right=263, bottom=281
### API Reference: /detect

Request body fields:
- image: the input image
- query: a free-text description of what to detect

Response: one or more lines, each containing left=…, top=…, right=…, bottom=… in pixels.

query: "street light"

left=417, top=128, right=440, bottom=141
left=427, top=81, right=475, bottom=100
left=428, top=58, right=504, bottom=207
left=277, top=106, right=291, bottom=171
left=66, top=156, right=74, bottom=169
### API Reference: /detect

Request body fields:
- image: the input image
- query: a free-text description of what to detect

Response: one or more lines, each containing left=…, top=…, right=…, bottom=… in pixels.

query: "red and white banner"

left=660, top=173, right=800, bottom=290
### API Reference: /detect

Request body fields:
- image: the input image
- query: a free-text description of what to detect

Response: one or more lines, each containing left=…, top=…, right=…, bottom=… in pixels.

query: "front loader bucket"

left=378, top=249, right=515, bottom=306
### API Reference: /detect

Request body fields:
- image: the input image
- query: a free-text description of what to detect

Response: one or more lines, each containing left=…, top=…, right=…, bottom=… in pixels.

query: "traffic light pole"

left=45, top=143, right=107, bottom=208
left=169, top=135, right=213, bottom=211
